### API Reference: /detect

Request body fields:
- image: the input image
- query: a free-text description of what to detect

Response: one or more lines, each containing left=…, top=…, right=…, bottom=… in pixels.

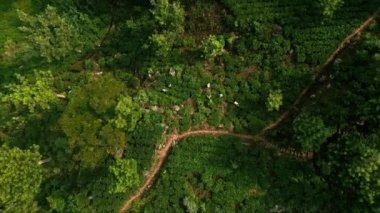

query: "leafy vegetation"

left=0, top=145, right=42, bottom=211
left=292, top=113, right=335, bottom=151
left=150, top=0, right=185, bottom=57
left=136, top=136, right=332, bottom=212
left=266, top=89, right=283, bottom=112
left=108, top=159, right=140, bottom=194
left=319, top=0, right=344, bottom=17
left=320, top=133, right=380, bottom=206
left=201, top=35, right=226, bottom=59
left=0, top=0, right=378, bottom=212
left=59, top=74, right=133, bottom=168
left=1, top=70, right=57, bottom=113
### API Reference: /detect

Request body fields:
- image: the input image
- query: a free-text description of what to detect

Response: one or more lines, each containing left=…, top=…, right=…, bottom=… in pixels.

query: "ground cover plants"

left=0, top=0, right=379, bottom=212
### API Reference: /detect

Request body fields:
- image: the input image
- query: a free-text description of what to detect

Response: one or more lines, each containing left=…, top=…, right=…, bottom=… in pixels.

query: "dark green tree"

left=59, top=74, right=141, bottom=168
left=293, top=113, right=335, bottom=151
left=319, top=132, right=379, bottom=208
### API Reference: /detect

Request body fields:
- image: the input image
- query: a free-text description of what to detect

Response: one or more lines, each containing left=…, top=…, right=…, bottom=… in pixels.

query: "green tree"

left=0, top=71, right=58, bottom=136
left=0, top=145, right=42, bottom=211
left=150, top=0, right=185, bottom=57
left=18, top=5, right=98, bottom=63
left=150, top=0, right=184, bottom=33
left=266, top=89, right=283, bottom=112
left=59, top=74, right=141, bottom=168
left=108, top=159, right=140, bottom=194
left=320, top=132, right=380, bottom=207
left=1, top=71, right=57, bottom=113
left=293, top=113, right=335, bottom=151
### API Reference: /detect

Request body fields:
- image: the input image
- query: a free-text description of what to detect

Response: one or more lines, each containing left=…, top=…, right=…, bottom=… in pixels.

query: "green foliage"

left=88, top=177, right=126, bottom=212
left=108, top=159, right=140, bottom=194
left=202, top=35, right=225, bottom=59
left=0, top=70, right=58, bottom=139
left=183, top=196, right=200, bottom=213
left=65, top=192, right=92, bottom=212
left=125, top=112, right=164, bottom=172
left=293, top=113, right=335, bottom=151
left=1, top=70, right=57, bottom=113
left=47, top=192, right=66, bottom=212
left=184, top=0, right=226, bottom=36
left=0, top=0, right=378, bottom=211
left=297, top=25, right=380, bottom=210
left=150, top=0, right=184, bottom=33
left=319, top=0, right=344, bottom=17
left=0, top=145, right=42, bottom=211
left=84, top=59, right=98, bottom=71
left=0, top=0, right=44, bottom=60
left=266, top=89, right=282, bottom=112
left=208, top=110, right=222, bottom=127
left=222, top=0, right=375, bottom=65
left=150, top=33, right=176, bottom=57
left=320, top=133, right=380, bottom=207
left=18, top=5, right=99, bottom=63
left=1, top=39, right=29, bottom=62
left=141, top=136, right=331, bottom=212
left=112, top=95, right=142, bottom=131
left=150, top=0, right=185, bottom=57
left=59, top=74, right=131, bottom=168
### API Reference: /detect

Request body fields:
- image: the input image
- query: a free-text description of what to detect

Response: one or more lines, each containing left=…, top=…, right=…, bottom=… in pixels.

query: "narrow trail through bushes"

left=119, top=13, right=378, bottom=212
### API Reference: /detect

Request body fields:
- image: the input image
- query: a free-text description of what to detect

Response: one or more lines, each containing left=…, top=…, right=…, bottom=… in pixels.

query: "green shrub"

left=192, top=113, right=205, bottom=126
left=202, top=35, right=225, bottom=59
left=319, top=0, right=343, bottom=17
left=85, top=59, right=97, bottom=70
left=179, top=117, right=191, bottom=132
left=178, top=105, right=191, bottom=131
left=108, top=159, right=140, bottom=194
left=223, top=54, right=245, bottom=73
left=208, top=110, right=222, bottom=127
left=266, top=89, right=283, bottom=112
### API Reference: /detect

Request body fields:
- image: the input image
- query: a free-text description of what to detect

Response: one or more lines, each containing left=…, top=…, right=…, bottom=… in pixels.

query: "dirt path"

left=262, top=13, right=378, bottom=132
left=119, top=130, right=312, bottom=212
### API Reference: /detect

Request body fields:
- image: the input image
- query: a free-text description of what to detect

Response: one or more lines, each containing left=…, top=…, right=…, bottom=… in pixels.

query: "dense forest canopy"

left=0, top=0, right=379, bottom=212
